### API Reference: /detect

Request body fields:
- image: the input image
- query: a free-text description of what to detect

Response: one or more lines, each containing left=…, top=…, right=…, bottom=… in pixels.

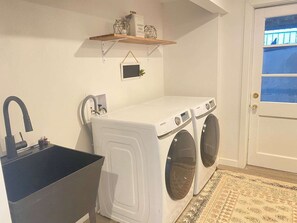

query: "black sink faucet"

left=3, top=96, right=33, bottom=159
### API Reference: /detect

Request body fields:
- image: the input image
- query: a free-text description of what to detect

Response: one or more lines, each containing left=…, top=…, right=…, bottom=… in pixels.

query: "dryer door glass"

left=200, top=114, right=220, bottom=167
left=165, top=130, right=196, bottom=200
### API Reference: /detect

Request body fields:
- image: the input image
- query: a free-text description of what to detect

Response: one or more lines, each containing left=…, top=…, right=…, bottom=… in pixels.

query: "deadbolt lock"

left=253, top=93, right=259, bottom=99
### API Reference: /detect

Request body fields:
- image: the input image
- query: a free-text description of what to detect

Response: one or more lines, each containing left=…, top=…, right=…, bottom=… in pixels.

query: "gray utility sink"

left=1, top=144, right=104, bottom=223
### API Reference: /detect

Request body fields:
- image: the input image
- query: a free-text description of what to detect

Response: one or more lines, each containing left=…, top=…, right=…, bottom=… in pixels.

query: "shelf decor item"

left=125, top=11, right=145, bottom=37
left=113, top=18, right=129, bottom=35
left=139, top=69, right=145, bottom=76
left=144, top=25, right=157, bottom=39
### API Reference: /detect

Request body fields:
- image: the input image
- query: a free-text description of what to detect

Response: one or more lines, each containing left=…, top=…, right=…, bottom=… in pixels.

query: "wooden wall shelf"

left=89, top=34, right=176, bottom=59
left=89, top=34, right=176, bottom=45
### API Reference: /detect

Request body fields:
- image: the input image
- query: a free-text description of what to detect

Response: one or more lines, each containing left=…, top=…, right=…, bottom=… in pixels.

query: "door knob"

left=253, top=93, right=259, bottom=99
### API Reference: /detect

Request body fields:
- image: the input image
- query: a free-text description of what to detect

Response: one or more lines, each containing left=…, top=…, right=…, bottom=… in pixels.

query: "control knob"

left=175, top=117, right=181, bottom=126
left=205, top=103, right=210, bottom=110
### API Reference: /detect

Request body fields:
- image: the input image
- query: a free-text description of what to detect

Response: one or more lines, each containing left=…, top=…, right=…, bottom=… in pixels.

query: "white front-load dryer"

left=142, top=96, right=220, bottom=195
left=91, top=104, right=196, bottom=223
left=190, top=98, right=219, bottom=194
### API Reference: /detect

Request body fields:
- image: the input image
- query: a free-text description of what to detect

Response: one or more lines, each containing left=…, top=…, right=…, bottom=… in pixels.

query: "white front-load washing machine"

left=143, top=96, right=220, bottom=195
left=91, top=104, right=196, bottom=223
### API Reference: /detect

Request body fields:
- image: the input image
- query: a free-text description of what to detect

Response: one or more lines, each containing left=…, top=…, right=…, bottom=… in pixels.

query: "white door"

left=248, top=4, right=297, bottom=173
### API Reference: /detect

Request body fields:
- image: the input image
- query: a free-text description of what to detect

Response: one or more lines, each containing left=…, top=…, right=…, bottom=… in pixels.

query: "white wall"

left=218, top=0, right=246, bottom=166
left=0, top=0, right=164, bottom=153
left=0, top=0, right=164, bottom=222
left=163, top=0, right=219, bottom=98
left=163, top=0, right=246, bottom=167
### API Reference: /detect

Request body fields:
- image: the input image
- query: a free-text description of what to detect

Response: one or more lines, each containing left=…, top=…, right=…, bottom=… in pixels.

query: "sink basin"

left=1, top=144, right=104, bottom=223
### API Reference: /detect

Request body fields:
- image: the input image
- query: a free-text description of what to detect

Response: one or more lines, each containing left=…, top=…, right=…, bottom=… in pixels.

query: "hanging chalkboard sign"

left=120, top=50, right=142, bottom=80
left=121, top=63, right=140, bottom=80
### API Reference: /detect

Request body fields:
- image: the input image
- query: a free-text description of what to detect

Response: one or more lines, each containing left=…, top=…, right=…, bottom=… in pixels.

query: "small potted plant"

left=139, top=69, right=145, bottom=76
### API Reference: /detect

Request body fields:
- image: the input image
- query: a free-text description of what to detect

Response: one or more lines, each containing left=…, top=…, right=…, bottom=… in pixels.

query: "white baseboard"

left=76, top=214, right=88, bottom=223
left=217, top=157, right=240, bottom=168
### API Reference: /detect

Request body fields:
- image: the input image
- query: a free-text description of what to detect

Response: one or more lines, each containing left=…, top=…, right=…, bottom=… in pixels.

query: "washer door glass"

left=165, top=130, right=196, bottom=200
left=200, top=114, right=220, bottom=168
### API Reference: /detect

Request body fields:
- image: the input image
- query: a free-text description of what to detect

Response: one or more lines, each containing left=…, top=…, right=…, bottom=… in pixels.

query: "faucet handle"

left=90, top=106, right=100, bottom=115
left=98, top=104, right=107, bottom=115
left=15, top=140, right=28, bottom=150
left=19, top=132, right=24, bottom=141
left=15, top=132, right=28, bottom=151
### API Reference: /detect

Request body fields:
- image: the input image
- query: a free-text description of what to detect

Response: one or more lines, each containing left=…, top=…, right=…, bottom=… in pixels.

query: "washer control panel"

left=181, top=111, right=190, bottom=122
left=157, top=110, right=191, bottom=136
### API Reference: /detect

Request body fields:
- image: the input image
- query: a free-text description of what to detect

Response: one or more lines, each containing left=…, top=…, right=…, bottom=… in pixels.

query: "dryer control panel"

left=157, top=110, right=191, bottom=137
left=192, top=98, right=216, bottom=118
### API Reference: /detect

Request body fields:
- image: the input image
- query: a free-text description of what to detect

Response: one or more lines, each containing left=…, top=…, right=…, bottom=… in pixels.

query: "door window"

left=165, top=130, right=196, bottom=200
left=261, top=14, right=297, bottom=103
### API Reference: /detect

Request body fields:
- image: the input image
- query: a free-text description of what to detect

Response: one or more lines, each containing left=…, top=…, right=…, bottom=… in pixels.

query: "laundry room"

left=1, top=0, right=297, bottom=223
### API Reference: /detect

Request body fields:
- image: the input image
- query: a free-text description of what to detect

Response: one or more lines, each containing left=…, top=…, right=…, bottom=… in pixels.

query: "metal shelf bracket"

left=101, top=38, right=127, bottom=61
left=100, top=39, right=161, bottom=61
left=147, top=44, right=161, bottom=56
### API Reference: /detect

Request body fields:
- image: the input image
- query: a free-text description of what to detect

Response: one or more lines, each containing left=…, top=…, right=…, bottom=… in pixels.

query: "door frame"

left=238, top=0, right=297, bottom=168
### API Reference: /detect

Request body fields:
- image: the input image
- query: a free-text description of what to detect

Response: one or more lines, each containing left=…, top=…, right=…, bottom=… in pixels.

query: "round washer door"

left=165, top=130, right=196, bottom=200
left=200, top=114, right=220, bottom=168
